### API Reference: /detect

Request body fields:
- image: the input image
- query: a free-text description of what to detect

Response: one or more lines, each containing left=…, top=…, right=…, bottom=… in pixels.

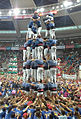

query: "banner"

left=75, top=44, right=81, bottom=48
left=0, top=16, right=11, bottom=19
left=57, top=46, right=65, bottom=49
left=62, top=74, right=77, bottom=80
left=6, top=47, right=11, bottom=50
left=0, top=47, right=6, bottom=50
left=19, top=47, right=24, bottom=50
left=11, top=47, right=19, bottom=50
left=66, top=45, right=74, bottom=49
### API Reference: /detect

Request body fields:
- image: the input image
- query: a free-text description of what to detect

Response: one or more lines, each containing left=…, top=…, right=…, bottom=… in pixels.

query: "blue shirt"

left=27, top=109, right=36, bottom=119
left=47, top=60, right=57, bottom=68
left=5, top=111, right=14, bottom=119
left=14, top=108, right=23, bottom=119
left=49, top=39, right=57, bottom=47
left=35, top=59, right=44, bottom=66
left=0, top=111, right=6, bottom=119
left=35, top=38, right=43, bottom=47
left=24, top=40, right=33, bottom=48
left=31, top=61, right=38, bottom=69
left=78, top=108, right=81, bottom=115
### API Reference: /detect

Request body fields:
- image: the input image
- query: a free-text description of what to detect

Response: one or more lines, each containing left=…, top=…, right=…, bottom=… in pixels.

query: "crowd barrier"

left=0, top=44, right=81, bottom=50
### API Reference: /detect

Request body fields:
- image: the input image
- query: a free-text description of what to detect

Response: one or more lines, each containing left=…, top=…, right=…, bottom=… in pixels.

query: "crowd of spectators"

left=0, top=51, right=23, bottom=74
left=58, top=49, right=81, bottom=75
left=0, top=74, right=81, bottom=119
left=57, top=38, right=81, bottom=46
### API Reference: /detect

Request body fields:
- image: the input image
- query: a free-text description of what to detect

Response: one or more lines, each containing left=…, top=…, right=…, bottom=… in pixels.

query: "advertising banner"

left=0, top=16, right=11, bottom=19
left=75, top=44, right=81, bottom=48
left=0, top=47, right=6, bottom=50
left=57, top=46, right=65, bottom=49
left=62, top=74, right=77, bottom=80
left=19, top=47, right=24, bottom=50
left=66, top=45, right=74, bottom=49
left=11, top=47, right=19, bottom=50
left=6, top=47, right=11, bottom=50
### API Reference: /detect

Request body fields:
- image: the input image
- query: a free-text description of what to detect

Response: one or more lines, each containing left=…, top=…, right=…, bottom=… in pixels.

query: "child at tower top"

left=43, top=13, right=56, bottom=39
left=28, top=11, right=42, bottom=37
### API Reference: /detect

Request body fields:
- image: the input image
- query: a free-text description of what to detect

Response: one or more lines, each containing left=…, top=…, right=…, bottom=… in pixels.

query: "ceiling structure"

left=0, top=0, right=81, bottom=44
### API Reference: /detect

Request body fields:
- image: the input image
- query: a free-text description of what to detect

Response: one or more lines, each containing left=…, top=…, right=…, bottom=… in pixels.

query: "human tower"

left=23, top=11, right=57, bottom=95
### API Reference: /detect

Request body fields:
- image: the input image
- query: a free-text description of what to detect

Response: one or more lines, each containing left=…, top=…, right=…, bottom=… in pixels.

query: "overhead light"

left=52, top=7, right=55, bottom=9
left=9, top=10, right=12, bottom=16
left=77, top=0, right=80, bottom=2
left=13, top=8, right=20, bottom=16
left=61, top=5, right=63, bottom=8
left=40, top=8, right=44, bottom=12
left=37, top=9, right=40, bottom=12
left=56, top=6, right=59, bottom=9
left=63, top=1, right=73, bottom=7
left=0, top=11, right=2, bottom=15
left=22, top=10, right=26, bottom=14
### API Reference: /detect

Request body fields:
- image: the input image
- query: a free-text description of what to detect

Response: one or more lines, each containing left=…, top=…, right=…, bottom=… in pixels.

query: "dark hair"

left=55, top=101, right=58, bottom=104
left=30, top=105, right=34, bottom=108
left=35, top=111, right=41, bottom=118
left=49, top=113, right=54, bottom=119
left=75, top=107, right=78, bottom=111
left=0, top=101, right=4, bottom=106
left=2, top=107, right=6, bottom=112
left=44, top=37, right=47, bottom=40
left=61, top=110, right=66, bottom=116
left=36, top=107, right=40, bottom=111
left=11, top=112, right=15, bottom=118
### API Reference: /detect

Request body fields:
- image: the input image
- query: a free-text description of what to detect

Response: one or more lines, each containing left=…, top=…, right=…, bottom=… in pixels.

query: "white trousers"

left=50, top=68, right=56, bottom=83
left=35, top=47, right=38, bottom=59
left=23, top=69, right=26, bottom=82
left=50, top=29, right=56, bottom=39
left=27, top=47, right=31, bottom=60
left=33, top=34, right=37, bottom=38
left=51, top=46, right=56, bottom=60
left=38, top=46, right=43, bottom=60
left=35, top=46, right=43, bottom=59
left=23, top=50, right=26, bottom=61
left=26, top=69, right=31, bottom=81
left=45, top=30, right=50, bottom=38
left=27, top=28, right=37, bottom=38
left=27, top=28, right=32, bottom=38
left=32, top=49, right=35, bottom=59
left=44, top=70, right=50, bottom=79
left=37, top=27, right=42, bottom=35
left=44, top=48, right=48, bottom=58
left=31, top=69, right=37, bottom=82
left=37, top=67, right=43, bottom=82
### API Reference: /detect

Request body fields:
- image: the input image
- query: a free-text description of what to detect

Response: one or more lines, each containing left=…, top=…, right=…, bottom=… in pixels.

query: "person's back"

left=0, top=108, right=6, bottom=119
left=5, top=106, right=13, bottom=119
left=5, top=110, right=13, bottom=119
left=10, top=112, right=17, bottom=119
